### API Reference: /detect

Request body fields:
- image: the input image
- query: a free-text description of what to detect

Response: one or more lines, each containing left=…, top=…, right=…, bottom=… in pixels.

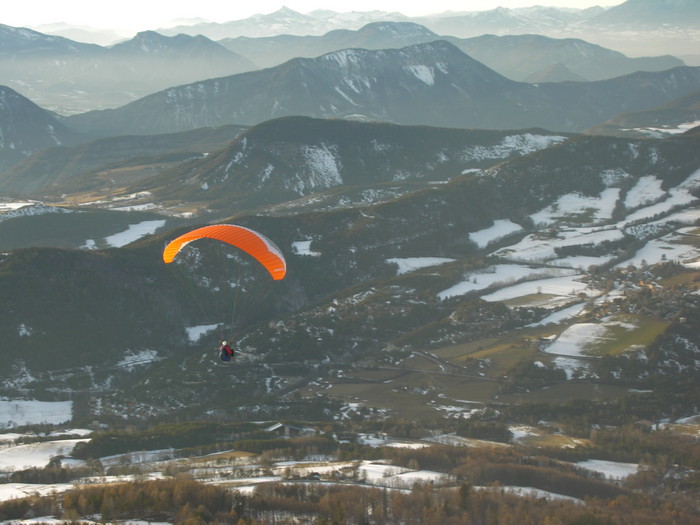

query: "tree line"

left=2, top=475, right=699, bottom=525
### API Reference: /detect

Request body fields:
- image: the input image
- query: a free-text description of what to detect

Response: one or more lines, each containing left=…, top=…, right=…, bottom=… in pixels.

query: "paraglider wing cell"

left=162, top=224, right=286, bottom=280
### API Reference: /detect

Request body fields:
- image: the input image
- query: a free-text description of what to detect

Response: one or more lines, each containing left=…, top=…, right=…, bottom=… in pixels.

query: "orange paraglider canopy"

left=162, top=224, right=286, bottom=280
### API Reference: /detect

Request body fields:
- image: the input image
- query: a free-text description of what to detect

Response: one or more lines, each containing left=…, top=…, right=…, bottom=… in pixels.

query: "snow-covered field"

left=387, top=257, right=455, bottom=275
left=531, top=188, right=620, bottom=226
left=438, top=264, right=580, bottom=300
left=617, top=226, right=700, bottom=268
left=469, top=219, right=523, bottom=248
left=103, top=219, right=166, bottom=248
left=0, top=439, right=88, bottom=470
left=480, top=274, right=592, bottom=303
left=624, top=175, right=664, bottom=209
left=543, top=323, right=609, bottom=357
left=626, top=119, right=700, bottom=138
left=477, top=485, right=583, bottom=504
left=0, top=201, right=36, bottom=213
left=0, top=399, right=73, bottom=429
left=0, top=482, right=78, bottom=504
left=529, top=303, right=587, bottom=326
left=576, top=459, right=638, bottom=480
left=358, top=460, right=450, bottom=487
left=419, top=167, right=700, bottom=328
left=493, top=227, right=624, bottom=264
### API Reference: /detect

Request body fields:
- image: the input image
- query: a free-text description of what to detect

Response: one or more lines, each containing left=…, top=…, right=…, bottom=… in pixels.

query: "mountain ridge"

left=62, top=41, right=700, bottom=137
left=0, top=86, right=85, bottom=173
left=219, top=22, right=684, bottom=82
left=0, top=25, right=256, bottom=114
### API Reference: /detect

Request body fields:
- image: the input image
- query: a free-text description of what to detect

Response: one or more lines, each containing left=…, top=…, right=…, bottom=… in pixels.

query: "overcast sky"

left=5, top=1, right=622, bottom=33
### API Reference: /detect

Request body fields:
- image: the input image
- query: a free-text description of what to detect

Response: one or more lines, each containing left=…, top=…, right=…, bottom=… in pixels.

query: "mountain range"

left=155, top=1, right=699, bottom=41
left=1, top=14, right=689, bottom=116
left=62, top=41, right=700, bottom=137
left=218, top=23, right=683, bottom=82
left=1, top=35, right=698, bottom=173
left=151, top=1, right=700, bottom=58
left=0, top=24, right=255, bottom=114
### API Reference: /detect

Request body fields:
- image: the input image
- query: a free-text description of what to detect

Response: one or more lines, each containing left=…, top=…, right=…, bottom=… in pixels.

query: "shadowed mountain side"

left=2, top=131, right=700, bottom=375
left=0, top=86, right=86, bottom=172
left=0, top=125, right=247, bottom=196
left=525, top=63, right=588, bottom=83
left=584, top=90, right=700, bottom=138
left=110, top=117, right=572, bottom=214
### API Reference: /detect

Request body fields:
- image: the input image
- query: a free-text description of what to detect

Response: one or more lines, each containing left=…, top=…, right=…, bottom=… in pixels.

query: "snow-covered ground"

left=0, top=439, right=88, bottom=470
left=0, top=482, right=78, bottom=504
left=104, top=219, right=166, bottom=248
left=0, top=399, right=73, bottom=429
left=292, top=240, right=321, bottom=256
left=186, top=324, right=221, bottom=343
left=358, top=460, right=449, bottom=487
left=616, top=224, right=700, bottom=268
left=543, top=323, right=609, bottom=357
left=543, top=318, right=638, bottom=357
left=460, top=133, right=567, bottom=161
left=576, top=459, right=638, bottom=480
left=387, top=256, right=455, bottom=274
left=621, top=189, right=698, bottom=228
left=531, top=188, right=620, bottom=226
left=480, top=274, right=592, bottom=303
left=477, top=485, right=583, bottom=504
left=438, top=264, right=579, bottom=300
left=0, top=200, right=37, bottom=213
left=529, top=303, right=587, bottom=326
left=624, top=175, right=665, bottom=209
left=552, top=356, right=592, bottom=379
left=116, top=349, right=161, bottom=369
left=425, top=167, right=700, bottom=326
left=626, top=119, right=700, bottom=138
left=469, top=219, right=523, bottom=248
left=493, top=227, right=624, bottom=264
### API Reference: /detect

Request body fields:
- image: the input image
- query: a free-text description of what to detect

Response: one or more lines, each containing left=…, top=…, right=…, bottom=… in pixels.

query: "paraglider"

left=163, top=224, right=287, bottom=362
left=162, top=224, right=286, bottom=280
left=219, top=340, right=235, bottom=361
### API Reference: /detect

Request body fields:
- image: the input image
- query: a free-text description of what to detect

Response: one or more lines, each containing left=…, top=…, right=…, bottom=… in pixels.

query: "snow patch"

left=186, top=324, right=221, bottom=343
left=624, top=175, right=664, bottom=209
left=531, top=188, right=620, bottom=226
left=469, top=219, right=523, bottom=248
left=104, top=220, right=166, bottom=248
left=461, top=134, right=566, bottom=161
left=404, top=64, right=435, bottom=86
left=292, top=240, right=321, bottom=256
left=480, top=274, right=591, bottom=303
left=543, top=322, right=617, bottom=357
left=116, top=349, right=160, bottom=369
left=387, top=257, right=454, bottom=274
left=576, top=459, right=638, bottom=480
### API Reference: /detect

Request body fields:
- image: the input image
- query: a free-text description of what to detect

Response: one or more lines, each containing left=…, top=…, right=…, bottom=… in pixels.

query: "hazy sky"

left=5, top=1, right=623, bottom=33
